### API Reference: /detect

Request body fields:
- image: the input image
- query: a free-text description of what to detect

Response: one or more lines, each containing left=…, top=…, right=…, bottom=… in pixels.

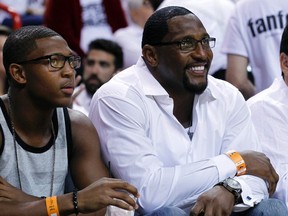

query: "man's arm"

left=0, top=177, right=138, bottom=216
left=68, top=109, right=109, bottom=188
left=190, top=152, right=277, bottom=216
left=226, top=54, right=256, bottom=100
left=0, top=110, right=139, bottom=216
left=189, top=90, right=278, bottom=215
left=69, top=109, right=139, bottom=215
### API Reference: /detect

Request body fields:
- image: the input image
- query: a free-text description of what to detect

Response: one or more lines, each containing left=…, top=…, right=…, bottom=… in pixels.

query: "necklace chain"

left=7, top=94, right=56, bottom=196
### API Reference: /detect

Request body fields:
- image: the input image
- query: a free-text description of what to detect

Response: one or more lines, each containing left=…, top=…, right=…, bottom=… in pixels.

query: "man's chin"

left=191, top=86, right=206, bottom=94
left=185, top=81, right=207, bottom=94
left=86, top=85, right=99, bottom=96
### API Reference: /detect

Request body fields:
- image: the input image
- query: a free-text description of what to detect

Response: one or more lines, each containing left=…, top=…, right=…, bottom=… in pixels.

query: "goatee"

left=183, top=75, right=208, bottom=94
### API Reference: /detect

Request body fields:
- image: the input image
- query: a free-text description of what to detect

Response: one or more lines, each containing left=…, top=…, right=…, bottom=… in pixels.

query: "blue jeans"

left=231, top=198, right=288, bottom=216
left=136, top=198, right=288, bottom=216
left=134, top=207, right=186, bottom=216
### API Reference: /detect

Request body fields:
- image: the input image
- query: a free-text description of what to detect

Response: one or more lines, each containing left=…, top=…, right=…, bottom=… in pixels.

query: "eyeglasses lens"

left=69, top=56, right=81, bottom=69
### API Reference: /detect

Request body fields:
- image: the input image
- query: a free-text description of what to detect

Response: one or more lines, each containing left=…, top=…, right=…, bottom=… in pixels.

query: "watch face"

left=226, top=178, right=241, bottom=190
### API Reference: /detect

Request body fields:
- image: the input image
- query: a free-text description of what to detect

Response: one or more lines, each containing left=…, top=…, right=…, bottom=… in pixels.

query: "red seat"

left=0, top=3, right=22, bottom=29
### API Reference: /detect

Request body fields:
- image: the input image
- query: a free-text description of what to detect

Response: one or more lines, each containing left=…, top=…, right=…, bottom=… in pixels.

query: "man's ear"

left=9, top=63, right=27, bottom=84
left=280, top=53, right=288, bottom=70
left=142, top=45, right=158, bottom=67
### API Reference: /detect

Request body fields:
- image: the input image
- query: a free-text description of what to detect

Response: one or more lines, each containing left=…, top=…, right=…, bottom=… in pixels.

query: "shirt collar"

left=135, top=57, right=169, bottom=96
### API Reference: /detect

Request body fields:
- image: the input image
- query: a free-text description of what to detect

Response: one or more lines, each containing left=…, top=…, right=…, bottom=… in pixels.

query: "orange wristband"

left=225, top=150, right=246, bottom=176
left=45, top=196, right=60, bottom=216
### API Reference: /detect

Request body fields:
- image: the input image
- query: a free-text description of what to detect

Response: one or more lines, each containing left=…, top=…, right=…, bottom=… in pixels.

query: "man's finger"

left=190, top=203, right=205, bottom=216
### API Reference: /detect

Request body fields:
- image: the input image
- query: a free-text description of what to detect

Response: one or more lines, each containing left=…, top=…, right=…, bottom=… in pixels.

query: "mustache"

left=84, top=74, right=104, bottom=86
left=86, top=74, right=100, bottom=82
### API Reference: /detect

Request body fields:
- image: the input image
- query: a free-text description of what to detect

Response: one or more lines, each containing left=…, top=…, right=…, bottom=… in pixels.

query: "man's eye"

left=202, top=38, right=210, bottom=45
left=181, top=41, right=193, bottom=48
left=99, top=61, right=110, bottom=68
left=50, top=59, right=58, bottom=65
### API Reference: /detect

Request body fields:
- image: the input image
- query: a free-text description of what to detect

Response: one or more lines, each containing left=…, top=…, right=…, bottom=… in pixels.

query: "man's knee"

left=257, top=198, right=288, bottom=215
left=244, top=198, right=288, bottom=216
left=138, top=206, right=186, bottom=216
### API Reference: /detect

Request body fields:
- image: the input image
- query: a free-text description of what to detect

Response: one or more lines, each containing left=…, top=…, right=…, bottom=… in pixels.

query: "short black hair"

left=3, top=25, right=61, bottom=79
left=280, top=24, right=288, bottom=55
left=88, top=38, right=123, bottom=70
left=142, top=6, right=194, bottom=48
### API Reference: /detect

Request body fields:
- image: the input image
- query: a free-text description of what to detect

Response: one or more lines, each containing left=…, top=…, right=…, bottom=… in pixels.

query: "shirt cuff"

left=232, top=176, right=268, bottom=212
left=211, top=154, right=237, bottom=181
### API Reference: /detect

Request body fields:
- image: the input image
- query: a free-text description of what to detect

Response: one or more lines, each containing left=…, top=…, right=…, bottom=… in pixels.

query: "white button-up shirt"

left=248, top=78, right=288, bottom=207
left=89, top=58, right=268, bottom=214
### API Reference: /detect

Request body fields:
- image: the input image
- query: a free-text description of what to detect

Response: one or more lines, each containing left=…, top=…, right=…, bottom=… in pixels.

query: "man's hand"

left=240, top=150, right=278, bottom=196
left=0, top=177, right=38, bottom=202
left=190, top=186, right=234, bottom=216
left=77, top=177, right=139, bottom=214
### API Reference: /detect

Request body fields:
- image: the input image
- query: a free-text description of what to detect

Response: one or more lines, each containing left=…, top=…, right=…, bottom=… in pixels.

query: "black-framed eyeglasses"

left=150, top=37, right=216, bottom=52
left=17, top=54, right=81, bottom=71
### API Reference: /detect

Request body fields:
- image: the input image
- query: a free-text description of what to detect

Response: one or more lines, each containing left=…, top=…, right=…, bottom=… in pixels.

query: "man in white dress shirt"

left=89, top=6, right=287, bottom=216
left=247, top=24, right=288, bottom=208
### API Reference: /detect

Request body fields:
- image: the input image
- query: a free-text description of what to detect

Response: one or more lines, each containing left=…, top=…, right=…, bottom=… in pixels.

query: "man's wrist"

left=214, top=177, right=242, bottom=204
left=225, top=150, right=246, bottom=176
left=45, top=196, right=60, bottom=216
left=56, top=193, right=81, bottom=216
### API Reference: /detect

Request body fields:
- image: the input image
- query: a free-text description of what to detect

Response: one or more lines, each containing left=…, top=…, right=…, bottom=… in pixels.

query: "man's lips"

left=61, top=86, right=74, bottom=95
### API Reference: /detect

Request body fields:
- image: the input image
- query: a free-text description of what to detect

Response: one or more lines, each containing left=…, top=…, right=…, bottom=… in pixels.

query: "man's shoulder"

left=206, top=76, right=245, bottom=105
left=97, top=67, right=141, bottom=96
left=67, top=107, right=89, bottom=121
left=208, top=76, right=240, bottom=94
left=67, top=108, right=98, bottom=136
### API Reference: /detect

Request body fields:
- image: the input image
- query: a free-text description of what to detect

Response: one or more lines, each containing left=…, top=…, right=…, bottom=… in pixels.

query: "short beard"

left=84, top=75, right=103, bottom=96
left=85, top=83, right=101, bottom=96
left=183, top=75, right=208, bottom=94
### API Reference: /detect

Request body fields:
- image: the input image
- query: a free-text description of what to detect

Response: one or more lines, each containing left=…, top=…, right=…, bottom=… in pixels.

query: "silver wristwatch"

left=215, top=177, right=242, bottom=204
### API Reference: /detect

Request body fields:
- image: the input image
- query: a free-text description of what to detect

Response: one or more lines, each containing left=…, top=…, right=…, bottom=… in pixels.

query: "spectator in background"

left=120, top=0, right=164, bottom=25
left=0, top=25, right=11, bottom=95
left=79, top=0, right=127, bottom=53
left=0, top=0, right=45, bottom=28
left=44, top=0, right=127, bottom=58
left=222, top=0, right=288, bottom=99
left=73, top=38, right=123, bottom=116
left=26, top=0, right=46, bottom=16
left=158, top=0, right=235, bottom=79
left=113, top=0, right=162, bottom=69
left=247, top=23, right=288, bottom=208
